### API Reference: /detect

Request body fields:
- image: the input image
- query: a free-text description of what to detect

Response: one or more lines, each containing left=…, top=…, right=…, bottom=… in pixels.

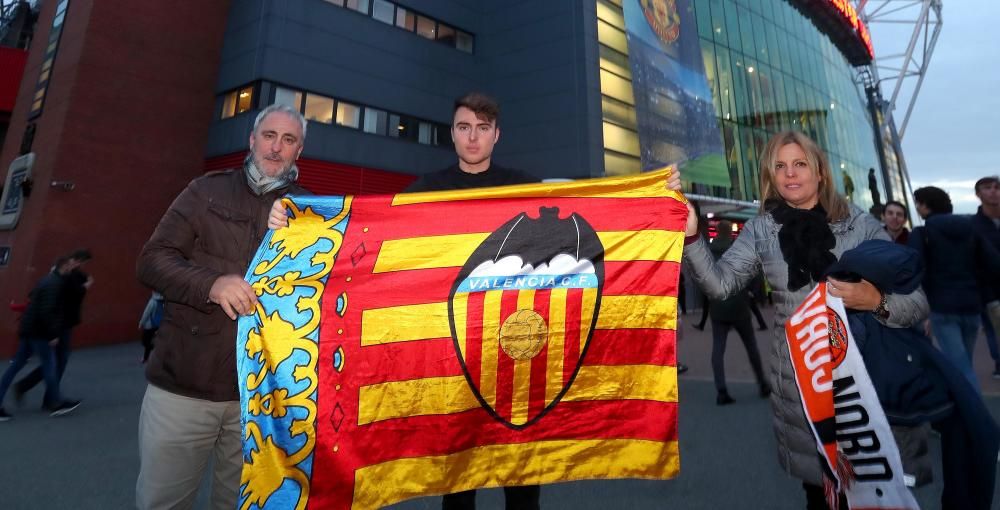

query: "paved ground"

left=1, top=304, right=999, bottom=509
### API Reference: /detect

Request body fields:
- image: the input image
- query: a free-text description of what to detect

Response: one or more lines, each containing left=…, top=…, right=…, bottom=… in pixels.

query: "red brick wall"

left=0, top=47, right=28, bottom=112
left=0, top=0, right=232, bottom=356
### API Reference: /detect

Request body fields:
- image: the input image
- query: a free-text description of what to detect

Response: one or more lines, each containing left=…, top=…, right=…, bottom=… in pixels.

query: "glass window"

left=336, top=101, right=361, bottom=128
left=456, top=31, right=474, bottom=53
left=737, top=6, right=755, bottom=57
left=600, top=69, right=635, bottom=105
left=345, top=0, right=370, bottom=14
left=274, top=87, right=303, bottom=110
left=715, top=46, right=735, bottom=122
left=418, top=122, right=434, bottom=144
left=709, top=0, right=726, bottom=44
left=221, top=91, right=237, bottom=119
left=436, top=124, right=452, bottom=147
left=724, top=1, right=742, bottom=50
left=388, top=114, right=401, bottom=138
left=372, top=0, right=394, bottom=24
left=395, top=7, right=415, bottom=31
left=396, top=115, right=419, bottom=141
left=363, top=107, right=387, bottom=135
left=416, top=16, right=436, bottom=39
left=693, top=0, right=712, bottom=39
left=304, top=94, right=334, bottom=124
left=437, top=23, right=456, bottom=46
left=235, top=86, right=254, bottom=115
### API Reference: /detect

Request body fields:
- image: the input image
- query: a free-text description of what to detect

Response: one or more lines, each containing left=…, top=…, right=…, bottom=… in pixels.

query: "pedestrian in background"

left=971, top=176, right=1000, bottom=379
left=138, top=291, right=164, bottom=364
left=12, top=249, right=91, bottom=407
left=910, top=185, right=1000, bottom=393
left=0, top=252, right=86, bottom=421
left=706, top=220, right=770, bottom=405
left=881, top=200, right=910, bottom=245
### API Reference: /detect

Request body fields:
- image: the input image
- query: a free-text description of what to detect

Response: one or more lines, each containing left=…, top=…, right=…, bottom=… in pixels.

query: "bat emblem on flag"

left=448, top=206, right=605, bottom=429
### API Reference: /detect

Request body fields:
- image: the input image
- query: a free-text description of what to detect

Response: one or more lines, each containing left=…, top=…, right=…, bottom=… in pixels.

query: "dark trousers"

left=442, top=485, right=540, bottom=510
left=748, top=299, right=767, bottom=329
left=15, top=329, right=72, bottom=406
left=0, top=337, right=61, bottom=407
left=710, top=317, right=765, bottom=392
left=695, top=296, right=710, bottom=328
left=802, top=482, right=847, bottom=510
left=982, top=309, right=999, bottom=366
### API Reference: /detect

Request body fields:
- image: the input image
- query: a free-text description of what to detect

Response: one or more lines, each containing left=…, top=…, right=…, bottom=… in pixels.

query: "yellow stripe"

left=361, top=303, right=450, bottom=346
left=580, top=288, right=597, bottom=352
left=545, top=288, right=567, bottom=404
left=373, top=230, right=683, bottom=273
left=358, top=376, right=479, bottom=425
left=354, top=439, right=680, bottom=509
left=357, top=365, right=676, bottom=425
left=596, top=295, right=677, bottom=330
left=362, top=294, right=676, bottom=347
left=453, top=292, right=468, bottom=358
left=390, top=165, right=683, bottom=205
left=509, top=290, right=536, bottom=425
left=373, top=233, right=485, bottom=273
left=479, top=290, right=502, bottom=408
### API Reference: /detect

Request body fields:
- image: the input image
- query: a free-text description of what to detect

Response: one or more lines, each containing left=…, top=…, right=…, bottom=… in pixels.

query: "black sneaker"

left=48, top=400, right=81, bottom=417
left=716, top=391, right=735, bottom=406
left=0, top=407, right=11, bottom=421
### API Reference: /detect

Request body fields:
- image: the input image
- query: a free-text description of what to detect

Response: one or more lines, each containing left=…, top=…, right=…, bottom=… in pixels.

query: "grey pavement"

left=1, top=304, right=999, bottom=509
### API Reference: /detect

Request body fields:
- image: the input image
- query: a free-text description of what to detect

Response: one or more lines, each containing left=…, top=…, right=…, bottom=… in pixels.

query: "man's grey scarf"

left=244, top=153, right=298, bottom=196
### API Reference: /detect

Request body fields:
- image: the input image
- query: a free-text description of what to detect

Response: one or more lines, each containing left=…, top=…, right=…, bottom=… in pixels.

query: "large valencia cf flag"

left=236, top=167, right=687, bottom=509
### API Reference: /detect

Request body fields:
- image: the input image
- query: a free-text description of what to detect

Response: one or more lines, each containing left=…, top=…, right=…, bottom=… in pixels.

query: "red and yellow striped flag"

left=237, top=167, right=687, bottom=509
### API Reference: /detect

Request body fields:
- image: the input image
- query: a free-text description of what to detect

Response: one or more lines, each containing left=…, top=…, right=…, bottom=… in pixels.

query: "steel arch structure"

left=856, top=0, right=943, bottom=140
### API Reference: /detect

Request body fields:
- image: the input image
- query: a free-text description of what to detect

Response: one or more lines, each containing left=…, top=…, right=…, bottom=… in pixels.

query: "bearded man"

left=135, top=104, right=308, bottom=510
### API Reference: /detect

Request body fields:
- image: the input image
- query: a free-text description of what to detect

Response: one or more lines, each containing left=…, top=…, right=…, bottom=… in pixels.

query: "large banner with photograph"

left=623, top=0, right=728, bottom=187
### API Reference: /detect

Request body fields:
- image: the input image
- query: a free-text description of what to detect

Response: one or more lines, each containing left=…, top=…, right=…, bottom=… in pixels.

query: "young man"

left=135, top=104, right=308, bottom=509
left=406, top=92, right=541, bottom=510
left=972, top=176, right=1000, bottom=377
left=0, top=253, right=85, bottom=420
left=881, top=200, right=910, bottom=245
left=13, top=248, right=92, bottom=406
left=910, top=186, right=1000, bottom=391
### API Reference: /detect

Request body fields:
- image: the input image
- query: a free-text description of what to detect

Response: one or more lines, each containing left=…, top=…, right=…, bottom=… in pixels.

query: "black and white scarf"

left=244, top=153, right=298, bottom=196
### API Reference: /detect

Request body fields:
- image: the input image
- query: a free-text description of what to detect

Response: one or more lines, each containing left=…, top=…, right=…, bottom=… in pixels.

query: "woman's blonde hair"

left=758, top=131, right=849, bottom=222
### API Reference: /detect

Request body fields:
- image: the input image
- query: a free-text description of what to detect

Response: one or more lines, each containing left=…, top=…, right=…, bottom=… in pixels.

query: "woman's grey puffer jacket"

left=683, top=204, right=929, bottom=485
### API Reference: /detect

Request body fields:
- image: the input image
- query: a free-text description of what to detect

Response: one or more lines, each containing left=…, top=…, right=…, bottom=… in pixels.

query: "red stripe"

left=603, top=261, right=680, bottom=296
left=586, top=329, right=676, bottom=366
left=351, top=400, right=678, bottom=464
left=563, top=289, right=583, bottom=385
left=494, top=291, right=519, bottom=421
left=528, top=290, right=552, bottom=419
left=463, top=292, right=485, bottom=385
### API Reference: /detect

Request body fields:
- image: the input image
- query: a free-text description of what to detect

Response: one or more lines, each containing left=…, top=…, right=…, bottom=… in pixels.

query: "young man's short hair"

left=975, top=175, right=999, bottom=192
left=454, top=92, right=500, bottom=124
left=913, top=186, right=953, bottom=215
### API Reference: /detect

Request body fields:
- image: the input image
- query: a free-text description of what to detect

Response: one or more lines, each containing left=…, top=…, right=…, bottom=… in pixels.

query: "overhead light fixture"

left=747, top=66, right=754, bottom=73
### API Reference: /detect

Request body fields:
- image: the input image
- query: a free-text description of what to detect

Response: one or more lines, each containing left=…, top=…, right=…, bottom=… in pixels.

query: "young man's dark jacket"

left=19, top=271, right=68, bottom=339
left=908, top=213, right=1000, bottom=314
left=137, top=169, right=306, bottom=402
left=972, top=206, right=1000, bottom=304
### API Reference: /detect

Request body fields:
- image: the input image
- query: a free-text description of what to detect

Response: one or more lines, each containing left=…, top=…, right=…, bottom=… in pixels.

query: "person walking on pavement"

left=909, top=186, right=1000, bottom=393
left=135, top=104, right=309, bottom=509
left=0, top=253, right=85, bottom=421
left=13, top=249, right=92, bottom=406
left=971, top=176, right=1000, bottom=379
left=705, top=221, right=770, bottom=405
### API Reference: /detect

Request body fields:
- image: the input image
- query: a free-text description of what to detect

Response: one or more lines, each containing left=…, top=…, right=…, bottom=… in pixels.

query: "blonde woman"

left=680, top=131, right=928, bottom=508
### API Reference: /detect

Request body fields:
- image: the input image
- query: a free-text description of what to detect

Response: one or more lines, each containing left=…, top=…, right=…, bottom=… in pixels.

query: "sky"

left=876, top=1, right=1000, bottom=214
